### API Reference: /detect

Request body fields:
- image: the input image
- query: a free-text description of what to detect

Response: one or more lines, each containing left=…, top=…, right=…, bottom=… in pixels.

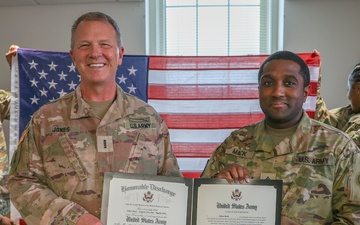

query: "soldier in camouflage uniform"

left=202, top=51, right=360, bottom=224
left=0, top=90, right=11, bottom=225
left=316, top=63, right=360, bottom=147
left=8, top=12, right=181, bottom=225
left=0, top=45, right=19, bottom=225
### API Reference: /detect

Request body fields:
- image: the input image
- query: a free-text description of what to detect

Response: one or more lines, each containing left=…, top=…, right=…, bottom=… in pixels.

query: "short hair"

left=258, top=50, right=310, bottom=87
left=70, top=11, right=122, bottom=49
left=349, top=63, right=360, bottom=83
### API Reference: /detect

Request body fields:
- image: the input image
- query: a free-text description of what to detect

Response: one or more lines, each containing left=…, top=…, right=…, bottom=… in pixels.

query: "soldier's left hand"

left=0, top=216, right=14, bottom=225
left=216, top=163, right=250, bottom=184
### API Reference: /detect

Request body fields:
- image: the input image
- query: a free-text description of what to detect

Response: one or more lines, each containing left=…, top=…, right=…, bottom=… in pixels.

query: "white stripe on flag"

left=177, top=158, right=209, bottom=172
left=309, top=66, right=320, bottom=82
left=148, top=99, right=262, bottom=114
left=149, top=96, right=316, bottom=114
left=169, top=129, right=234, bottom=143
left=149, top=69, right=259, bottom=84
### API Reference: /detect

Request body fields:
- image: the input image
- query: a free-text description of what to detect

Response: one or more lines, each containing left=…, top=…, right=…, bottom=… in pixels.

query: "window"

left=146, top=0, right=283, bottom=56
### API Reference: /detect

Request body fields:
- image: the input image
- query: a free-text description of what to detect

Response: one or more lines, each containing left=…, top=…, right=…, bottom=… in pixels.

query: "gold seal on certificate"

left=101, top=172, right=282, bottom=225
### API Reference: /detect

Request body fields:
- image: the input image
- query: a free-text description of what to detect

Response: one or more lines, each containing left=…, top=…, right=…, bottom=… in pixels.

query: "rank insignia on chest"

left=97, top=136, right=114, bottom=152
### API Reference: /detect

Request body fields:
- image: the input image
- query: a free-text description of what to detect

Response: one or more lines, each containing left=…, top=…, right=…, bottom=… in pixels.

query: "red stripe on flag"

left=297, top=51, right=321, bottom=66
left=149, top=55, right=268, bottom=70
left=308, top=82, right=318, bottom=96
left=182, top=172, right=202, bottom=178
left=161, top=113, right=265, bottom=129
left=306, top=111, right=315, bottom=119
left=172, top=143, right=220, bottom=158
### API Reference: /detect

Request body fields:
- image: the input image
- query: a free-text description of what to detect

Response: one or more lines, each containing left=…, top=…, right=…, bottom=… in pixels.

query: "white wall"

left=284, top=0, right=360, bottom=109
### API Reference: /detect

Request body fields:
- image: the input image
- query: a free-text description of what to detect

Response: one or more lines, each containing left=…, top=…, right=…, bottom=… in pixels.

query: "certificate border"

left=101, top=172, right=193, bottom=225
left=192, top=179, right=283, bottom=225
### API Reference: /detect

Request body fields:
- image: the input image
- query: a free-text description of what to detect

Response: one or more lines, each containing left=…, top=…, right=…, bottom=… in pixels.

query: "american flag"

left=10, top=48, right=321, bottom=178
left=148, top=54, right=320, bottom=178
left=11, top=48, right=148, bottom=137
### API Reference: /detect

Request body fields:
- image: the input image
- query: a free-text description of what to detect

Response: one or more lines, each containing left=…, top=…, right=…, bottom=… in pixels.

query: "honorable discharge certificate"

left=101, top=173, right=191, bottom=225
left=101, top=173, right=282, bottom=225
left=196, top=183, right=276, bottom=224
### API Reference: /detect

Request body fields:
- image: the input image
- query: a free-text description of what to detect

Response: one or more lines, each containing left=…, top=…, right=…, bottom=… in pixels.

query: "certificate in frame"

left=192, top=178, right=282, bottom=225
left=101, top=172, right=193, bottom=225
left=101, top=172, right=282, bottom=225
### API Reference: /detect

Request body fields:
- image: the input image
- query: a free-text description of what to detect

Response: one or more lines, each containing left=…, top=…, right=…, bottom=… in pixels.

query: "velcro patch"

left=226, top=147, right=255, bottom=159
left=294, top=153, right=333, bottom=166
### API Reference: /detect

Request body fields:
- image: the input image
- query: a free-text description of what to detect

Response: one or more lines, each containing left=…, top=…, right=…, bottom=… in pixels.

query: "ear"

left=303, top=85, right=310, bottom=102
left=69, top=50, right=76, bottom=67
left=356, top=83, right=360, bottom=94
left=118, top=46, right=125, bottom=66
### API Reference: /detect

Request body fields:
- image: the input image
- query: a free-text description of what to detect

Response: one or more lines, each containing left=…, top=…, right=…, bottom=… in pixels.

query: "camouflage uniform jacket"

left=316, top=95, right=360, bottom=147
left=202, top=112, right=360, bottom=224
left=8, top=85, right=182, bottom=225
left=0, top=90, right=10, bottom=216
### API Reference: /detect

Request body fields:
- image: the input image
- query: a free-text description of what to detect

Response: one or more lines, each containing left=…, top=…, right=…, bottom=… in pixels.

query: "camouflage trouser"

left=0, top=200, right=9, bottom=216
